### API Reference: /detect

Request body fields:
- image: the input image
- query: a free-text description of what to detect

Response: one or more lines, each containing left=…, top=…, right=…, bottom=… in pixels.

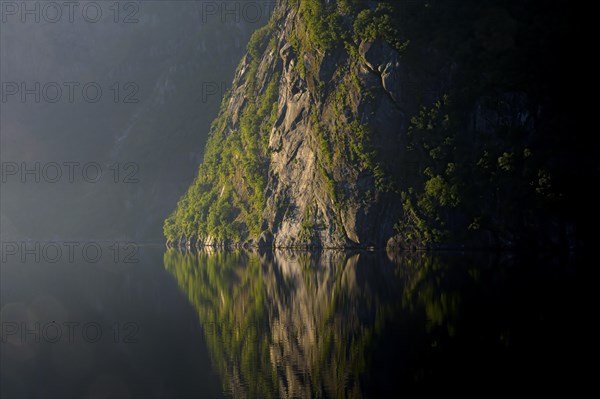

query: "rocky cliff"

left=166, top=0, right=587, bottom=249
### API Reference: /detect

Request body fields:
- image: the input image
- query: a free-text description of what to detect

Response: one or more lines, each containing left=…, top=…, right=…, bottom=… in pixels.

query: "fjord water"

left=1, top=246, right=580, bottom=397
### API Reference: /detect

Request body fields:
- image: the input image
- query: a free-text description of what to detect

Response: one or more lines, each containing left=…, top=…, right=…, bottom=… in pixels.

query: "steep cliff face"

left=166, top=0, right=585, bottom=249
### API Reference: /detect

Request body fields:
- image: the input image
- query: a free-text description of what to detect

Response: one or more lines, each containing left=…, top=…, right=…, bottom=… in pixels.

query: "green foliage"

left=164, top=25, right=279, bottom=243
left=353, top=3, right=409, bottom=52
left=298, top=0, right=342, bottom=51
left=247, top=24, right=272, bottom=61
left=396, top=88, right=562, bottom=247
left=311, top=111, right=333, bottom=167
left=395, top=97, right=462, bottom=246
left=288, top=31, right=306, bottom=79
left=337, top=0, right=362, bottom=14
left=497, top=152, right=514, bottom=172
left=347, top=121, right=389, bottom=191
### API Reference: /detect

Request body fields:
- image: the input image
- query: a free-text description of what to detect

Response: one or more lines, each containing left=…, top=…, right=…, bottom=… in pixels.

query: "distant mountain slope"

left=1, top=2, right=269, bottom=240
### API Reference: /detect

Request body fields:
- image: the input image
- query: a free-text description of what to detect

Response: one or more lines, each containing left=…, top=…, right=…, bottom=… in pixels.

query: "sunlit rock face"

left=165, top=0, right=585, bottom=250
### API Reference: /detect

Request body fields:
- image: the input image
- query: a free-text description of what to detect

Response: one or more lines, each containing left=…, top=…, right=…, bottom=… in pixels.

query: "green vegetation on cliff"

left=166, top=0, right=583, bottom=248
left=164, top=23, right=279, bottom=243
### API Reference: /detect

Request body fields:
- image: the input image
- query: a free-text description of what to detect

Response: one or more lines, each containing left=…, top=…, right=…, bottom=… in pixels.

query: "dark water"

left=0, top=245, right=583, bottom=397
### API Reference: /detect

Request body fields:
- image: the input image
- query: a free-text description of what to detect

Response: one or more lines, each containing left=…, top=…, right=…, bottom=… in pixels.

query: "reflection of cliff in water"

left=163, top=250, right=578, bottom=397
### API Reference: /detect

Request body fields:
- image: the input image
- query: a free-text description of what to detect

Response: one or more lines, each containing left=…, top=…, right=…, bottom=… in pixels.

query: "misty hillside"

left=1, top=1, right=270, bottom=240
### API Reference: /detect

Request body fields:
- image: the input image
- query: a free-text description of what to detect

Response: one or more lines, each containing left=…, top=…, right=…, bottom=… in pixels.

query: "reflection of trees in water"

left=163, top=249, right=501, bottom=397
left=394, top=253, right=466, bottom=335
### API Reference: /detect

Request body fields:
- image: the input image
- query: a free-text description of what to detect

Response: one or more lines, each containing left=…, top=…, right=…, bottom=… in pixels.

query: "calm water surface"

left=0, top=245, right=583, bottom=397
